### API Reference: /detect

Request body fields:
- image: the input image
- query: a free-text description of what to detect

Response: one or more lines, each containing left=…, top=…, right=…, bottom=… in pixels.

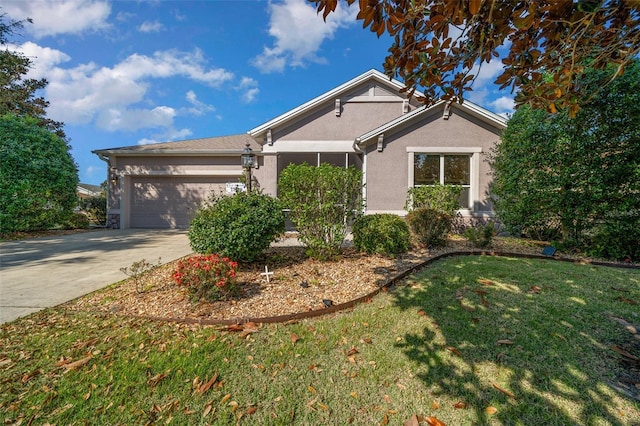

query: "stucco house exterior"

left=93, top=69, right=506, bottom=229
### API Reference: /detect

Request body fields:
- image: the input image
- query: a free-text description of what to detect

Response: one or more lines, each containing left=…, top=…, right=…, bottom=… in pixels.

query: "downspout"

left=353, top=138, right=366, bottom=214
left=95, top=153, right=111, bottom=228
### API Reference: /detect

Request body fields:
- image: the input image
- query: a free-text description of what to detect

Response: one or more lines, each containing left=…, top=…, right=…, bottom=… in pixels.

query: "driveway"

left=0, top=229, right=192, bottom=324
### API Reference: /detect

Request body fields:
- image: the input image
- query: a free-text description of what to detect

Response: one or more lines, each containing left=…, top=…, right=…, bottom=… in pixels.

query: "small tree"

left=188, top=191, right=285, bottom=262
left=0, top=114, right=78, bottom=233
left=278, top=163, right=364, bottom=260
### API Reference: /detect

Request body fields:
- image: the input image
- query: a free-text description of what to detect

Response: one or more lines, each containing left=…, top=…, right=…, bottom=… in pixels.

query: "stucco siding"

left=364, top=107, right=501, bottom=214
left=274, top=100, right=409, bottom=142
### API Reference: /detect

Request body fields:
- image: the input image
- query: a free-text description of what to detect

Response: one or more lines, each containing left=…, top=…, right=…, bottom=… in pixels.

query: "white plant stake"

left=260, top=265, right=274, bottom=283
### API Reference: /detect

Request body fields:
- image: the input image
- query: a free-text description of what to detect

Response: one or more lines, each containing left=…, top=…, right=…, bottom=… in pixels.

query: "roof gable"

left=355, top=100, right=508, bottom=147
left=248, top=69, right=420, bottom=140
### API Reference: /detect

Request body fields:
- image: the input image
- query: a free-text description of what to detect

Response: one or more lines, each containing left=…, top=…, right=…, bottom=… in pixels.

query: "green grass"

left=1, top=256, right=639, bottom=425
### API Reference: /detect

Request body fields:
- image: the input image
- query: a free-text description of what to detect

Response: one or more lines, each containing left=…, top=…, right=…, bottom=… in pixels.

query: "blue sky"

left=2, top=0, right=515, bottom=185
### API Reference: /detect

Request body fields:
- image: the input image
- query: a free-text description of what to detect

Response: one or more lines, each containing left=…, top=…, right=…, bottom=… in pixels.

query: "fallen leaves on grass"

left=492, top=381, right=516, bottom=399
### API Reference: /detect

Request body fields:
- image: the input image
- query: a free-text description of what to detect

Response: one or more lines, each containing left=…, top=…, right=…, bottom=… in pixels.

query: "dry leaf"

left=431, top=401, right=440, bottom=410
left=472, top=289, right=487, bottom=295
left=453, top=401, right=467, bottom=409
left=346, top=346, right=359, bottom=356
left=202, top=402, right=213, bottom=417
left=147, top=372, right=168, bottom=387
left=383, top=394, right=392, bottom=403
left=229, top=401, right=239, bottom=412
left=446, top=346, right=462, bottom=357
left=350, top=391, right=358, bottom=398
left=478, top=279, right=494, bottom=285
left=485, top=406, right=498, bottom=414
left=380, top=413, right=389, bottom=425
left=290, top=333, right=300, bottom=345
left=246, top=405, right=257, bottom=415
left=404, top=414, right=420, bottom=426
left=317, top=402, right=328, bottom=411
left=308, top=385, right=317, bottom=394
left=492, top=382, right=516, bottom=399
left=481, top=297, right=490, bottom=307
left=220, top=393, right=231, bottom=405
left=497, top=339, right=514, bottom=345
left=63, top=355, right=92, bottom=371
left=198, top=373, right=218, bottom=394
left=417, top=309, right=427, bottom=316
left=611, top=344, right=639, bottom=361
left=530, top=286, right=542, bottom=294
left=425, top=416, right=447, bottom=426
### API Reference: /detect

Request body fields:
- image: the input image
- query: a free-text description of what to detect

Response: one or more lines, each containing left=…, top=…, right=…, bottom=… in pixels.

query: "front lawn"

left=1, top=256, right=639, bottom=425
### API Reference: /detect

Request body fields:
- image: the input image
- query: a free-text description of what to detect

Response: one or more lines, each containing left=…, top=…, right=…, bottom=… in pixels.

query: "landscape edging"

left=117, top=250, right=639, bottom=326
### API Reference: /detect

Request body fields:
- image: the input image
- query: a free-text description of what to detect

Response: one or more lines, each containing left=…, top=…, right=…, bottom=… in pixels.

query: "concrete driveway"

left=0, top=229, right=192, bottom=324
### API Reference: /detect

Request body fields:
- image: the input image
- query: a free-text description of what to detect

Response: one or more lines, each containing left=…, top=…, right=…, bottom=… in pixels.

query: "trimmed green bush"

left=63, top=212, right=90, bottom=230
left=278, top=163, right=364, bottom=260
left=188, top=191, right=285, bottom=262
left=405, top=184, right=462, bottom=214
left=463, top=221, right=495, bottom=248
left=352, top=214, right=411, bottom=256
left=406, top=208, right=452, bottom=248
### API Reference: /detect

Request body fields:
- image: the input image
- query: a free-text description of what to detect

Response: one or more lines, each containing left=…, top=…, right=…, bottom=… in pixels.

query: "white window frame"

left=406, top=146, right=482, bottom=213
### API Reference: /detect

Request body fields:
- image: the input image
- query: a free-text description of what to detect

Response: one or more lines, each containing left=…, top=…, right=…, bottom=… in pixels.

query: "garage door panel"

left=130, top=177, right=229, bottom=228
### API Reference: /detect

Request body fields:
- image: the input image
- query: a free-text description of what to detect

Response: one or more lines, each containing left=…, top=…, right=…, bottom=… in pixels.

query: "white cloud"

left=9, top=43, right=239, bottom=131
left=138, top=127, right=193, bottom=145
left=183, top=90, right=215, bottom=116
left=6, top=42, right=71, bottom=79
left=253, top=0, right=357, bottom=73
left=236, top=76, right=259, bottom=103
left=85, top=165, right=102, bottom=177
left=2, top=0, right=111, bottom=38
left=138, top=21, right=164, bottom=33
left=490, top=96, right=515, bottom=115
left=97, top=106, right=176, bottom=132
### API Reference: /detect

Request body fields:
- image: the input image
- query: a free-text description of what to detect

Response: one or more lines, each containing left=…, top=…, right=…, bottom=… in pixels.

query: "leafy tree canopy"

left=0, top=11, right=66, bottom=138
left=0, top=114, right=79, bottom=233
left=489, top=60, right=640, bottom=260
left=312, top=0, right=640, bottom=116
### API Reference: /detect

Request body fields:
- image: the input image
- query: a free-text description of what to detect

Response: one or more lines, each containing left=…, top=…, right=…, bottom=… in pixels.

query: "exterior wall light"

left=241, top=143, right=256, bottom=192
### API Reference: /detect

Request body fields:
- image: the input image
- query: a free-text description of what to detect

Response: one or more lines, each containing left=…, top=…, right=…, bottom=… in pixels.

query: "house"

left=77, top=183, right=104, bottom=199
left=93, top=69, right=506, bottom=229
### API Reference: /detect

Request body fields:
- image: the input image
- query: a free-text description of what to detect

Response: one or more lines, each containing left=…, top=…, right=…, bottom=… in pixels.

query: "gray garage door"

left=129, top=176, right=230, bottom=228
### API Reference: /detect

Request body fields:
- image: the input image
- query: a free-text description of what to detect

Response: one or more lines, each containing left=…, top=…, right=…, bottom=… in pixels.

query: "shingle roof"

left=92, top=134, right=260, bottom=156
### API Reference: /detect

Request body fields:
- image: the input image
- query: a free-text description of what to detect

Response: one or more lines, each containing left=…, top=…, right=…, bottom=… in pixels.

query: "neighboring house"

left=93, top=69, right=506, bottom=229
left=77, top=183, right=104, bottom=199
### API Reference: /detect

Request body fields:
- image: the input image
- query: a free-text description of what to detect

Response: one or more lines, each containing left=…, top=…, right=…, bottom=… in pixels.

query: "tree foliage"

left=0, top=12, right=66, bottom=138
left=312, top=0, right=640, bottom=115
left=490, top=61, right=640, bottom=260
left=0, top=114, right=79, bottom=233
left=278, top=163, right=364, bottom=260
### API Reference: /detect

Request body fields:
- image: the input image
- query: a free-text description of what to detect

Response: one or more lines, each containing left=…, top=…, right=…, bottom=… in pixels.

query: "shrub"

left=464, top=221, right=495, bottom=248
left=405, top=184, right=462, bottom=214
left=585, top=215, right=640, bottom=262
left=172, top=254, right=238, bottom=302
left=63, top=212, right=90, bottom=230
left=352, top=214, right=411, bottom=256
left=278, top=163, right=364, bottom=260
left=406, top=208, right=452, bottom=248
left=188, top=191, right=285, bottom=262
left=78, top=195, right=107, bottom=226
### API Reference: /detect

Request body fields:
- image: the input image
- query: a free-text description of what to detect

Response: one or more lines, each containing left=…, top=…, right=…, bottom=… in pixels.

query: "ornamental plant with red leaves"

left=172, top=254, right=238, bottom=302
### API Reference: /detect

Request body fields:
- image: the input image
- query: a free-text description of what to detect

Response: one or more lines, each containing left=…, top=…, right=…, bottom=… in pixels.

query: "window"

left=414, top=154, right=471, bottom=208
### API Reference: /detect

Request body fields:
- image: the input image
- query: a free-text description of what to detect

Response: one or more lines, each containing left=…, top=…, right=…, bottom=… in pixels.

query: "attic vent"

left=443, top=101, right=452, bottom=120
left=377, top=134, right=384, bottom=152
left=266, top=129, right=273, bottom=146
left=335, top=99, right=341, bottom=117
left=403, top=99, right=410, bottom=114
